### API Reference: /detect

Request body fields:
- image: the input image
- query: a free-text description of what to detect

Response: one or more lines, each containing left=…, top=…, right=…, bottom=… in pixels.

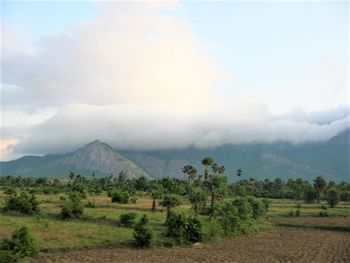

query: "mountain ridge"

left=1, top=129, right=349, bottom=181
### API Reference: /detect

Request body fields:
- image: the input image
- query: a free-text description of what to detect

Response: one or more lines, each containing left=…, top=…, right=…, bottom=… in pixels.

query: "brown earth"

left=27, top=223, right=350, bottom=263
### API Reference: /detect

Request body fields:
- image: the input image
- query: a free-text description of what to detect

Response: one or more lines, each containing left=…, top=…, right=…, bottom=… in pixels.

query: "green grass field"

left=0, top=191, right=349, bottom=253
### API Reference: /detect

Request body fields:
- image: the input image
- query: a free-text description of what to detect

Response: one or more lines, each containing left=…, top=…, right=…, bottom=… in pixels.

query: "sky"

left=1, top=0, right=349, bottom=160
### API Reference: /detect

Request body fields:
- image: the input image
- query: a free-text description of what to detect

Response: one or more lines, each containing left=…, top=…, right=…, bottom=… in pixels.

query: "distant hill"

left=0, top=129, right=349, bottom=182
left=0, top=140, right=150, bottom=179
left=121, top=128, right=350, bottom=182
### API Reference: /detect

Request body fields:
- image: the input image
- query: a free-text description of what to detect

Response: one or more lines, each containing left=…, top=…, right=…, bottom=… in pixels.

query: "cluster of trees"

left=1, top=155, right=349, bottom=252
left=229, top=176, right=350, bottom=207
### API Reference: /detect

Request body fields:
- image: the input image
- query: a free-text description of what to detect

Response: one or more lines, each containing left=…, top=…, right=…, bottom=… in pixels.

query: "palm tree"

left=201, top=157, right=214, bottom=181
left=182, top=165, right=197, bottom=193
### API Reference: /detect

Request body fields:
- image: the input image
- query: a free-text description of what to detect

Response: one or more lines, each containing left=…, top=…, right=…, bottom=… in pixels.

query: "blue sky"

left=1, top=1, right=349, bottom=158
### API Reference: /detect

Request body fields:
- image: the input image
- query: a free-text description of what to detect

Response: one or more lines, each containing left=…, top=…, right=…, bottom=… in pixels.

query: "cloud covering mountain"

left=1, top=1, right=349, bottom=160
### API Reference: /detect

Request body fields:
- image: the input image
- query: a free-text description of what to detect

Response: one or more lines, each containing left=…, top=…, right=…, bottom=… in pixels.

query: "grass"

left=0, top=191, right=349, bottom=253
left=266, top=199, right=350, bottom=217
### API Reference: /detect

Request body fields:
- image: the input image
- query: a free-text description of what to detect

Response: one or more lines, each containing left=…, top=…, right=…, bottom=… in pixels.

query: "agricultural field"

left=0, top=189, right=349, bottom=263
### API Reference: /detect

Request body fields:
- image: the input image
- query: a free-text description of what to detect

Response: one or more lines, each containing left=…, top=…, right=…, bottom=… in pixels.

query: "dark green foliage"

left=188, top=187, right=207, bottom=213
left=339, top=190, right=350, bottom=201
left=201, top=219, right=223, bottom=242
left=85, top=200, right=97, bottom=208
left=165, top=212, right=202, bottom=244
left=61, top=192, right=84, bottom=219
left=0, top=226, right=38, bottom=261
left=319, top=210, right=329, bottom=217
left=3, top=191, right=39, bottom=215
left=247, top=197, right=268, bottom=219
left=232, top=198, right=252, bottom=220
left=295, top=209, right=301, bottom=217
left=120, top=213, right=137, bottom=227
left=313, top=176, right=326, bottom=203
left=304, top=187, right=317, bottom=204
left=204, top=175, right=227, bottom=208
left=213, top=199, right=259, bottom=237
left=111, top=190, right=129, bottom=203
left=326, top=188, right=339, bottom=208
left=160, top=194, right=182, bottom=222
left=133, top=214, right=153, bottom=248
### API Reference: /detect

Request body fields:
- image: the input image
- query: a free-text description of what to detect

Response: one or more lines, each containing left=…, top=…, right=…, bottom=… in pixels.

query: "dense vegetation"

left=0, top=156, right=349, bottom=261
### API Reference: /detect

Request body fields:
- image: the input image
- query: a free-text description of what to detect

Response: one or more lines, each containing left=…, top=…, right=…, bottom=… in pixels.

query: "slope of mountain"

left=1, top=129, right=349, bottom=181
left=0, top=140, right=151, bottom=179
left=121, top=129, right=350, bottom=182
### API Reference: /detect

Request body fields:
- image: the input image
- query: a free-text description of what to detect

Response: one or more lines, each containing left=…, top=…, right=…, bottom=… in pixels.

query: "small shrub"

left=165, top=212, right=202, bottom=245
left=319, top=210, right=329, bottom=217
left=0, top=226, right=38, bottom=261
left=133, top=214, right=153, bottom=248
left=111, top=190, right=129, bottom=204
left=120, top=213, right=137, bottom=227
left=288, top=210, right=295, bottom=217
left=35, top=212, right=49, bottom=230
left=85, top=200, right=97, bottom=208
left=4, top=191, right=39, bottom=215
left=296, top=203, right=302, bottom=209
left=130, top=196, right=138, bottom=204
left=232, top=198, right=252, bottom=220
left=321, top=204, right=327, bottom=210
left=201, top=218, right=223, bottom=243
left=295, top=209, right=300, bottom=217
left=61, top=192, right=84, bottom=219
left=247, top=198, right=268, bottom=219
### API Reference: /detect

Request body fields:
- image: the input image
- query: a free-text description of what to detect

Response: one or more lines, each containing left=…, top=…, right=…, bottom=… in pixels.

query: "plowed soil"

left=27, top=218, right=350, bottom=263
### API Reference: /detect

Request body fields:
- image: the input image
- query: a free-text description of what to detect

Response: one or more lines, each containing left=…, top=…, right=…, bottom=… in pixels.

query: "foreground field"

left=26, top=220, right=350, bottom=263
left=1, top=191, right=350, bottom=262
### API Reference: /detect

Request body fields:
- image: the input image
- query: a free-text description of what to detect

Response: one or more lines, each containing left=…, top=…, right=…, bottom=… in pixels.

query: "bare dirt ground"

left=27, top=221, right=350, bottom=263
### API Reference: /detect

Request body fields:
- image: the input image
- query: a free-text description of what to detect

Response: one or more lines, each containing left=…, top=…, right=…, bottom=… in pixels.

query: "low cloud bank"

left=10, top=103, right=349, bottom=157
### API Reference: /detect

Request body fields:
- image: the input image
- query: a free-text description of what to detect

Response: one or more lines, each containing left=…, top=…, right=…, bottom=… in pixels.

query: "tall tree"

left=160, top=194, right=182, bottom=222
left=182, top=165, right=197, bottom=192
left=201, top=157, right=214, bottom=181
left=313, top=176, right=326, bottom=203
left=204, top=175, right=227, bottom=208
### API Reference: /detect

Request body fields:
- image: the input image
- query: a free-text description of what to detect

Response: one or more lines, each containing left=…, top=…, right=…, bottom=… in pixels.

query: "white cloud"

left=9, top=103, right=349, bottom=157
left=2, top=1, right=223, bottom=113
left=1, top=2, right=349, bottom=160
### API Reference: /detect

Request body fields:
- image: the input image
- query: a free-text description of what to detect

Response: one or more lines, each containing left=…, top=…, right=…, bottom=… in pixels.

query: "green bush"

left=130, top=196, right=138, bottom=204
left=247, top=198, right=268, bottom=219
left=61, top=192, right=84, bottom=219
left=0, top=226, right=38, bottom=261
left=326, top=188, right=339, bottom=208
left=201, top=218, right=223, bottom=243
left=85, top=200, right=97, bottom=208
left=133, top=214, right=153, bottom=248
left=165, top=212, right=202, bottom=245
left=3, top=191, right=39, bottom=215
left=339, top=191, right=350, bottom=201
left=295, top=209, right=301, bottom=217
left=111, top=190, right=129, bottom=204
left=120, top=213, right=137, bottom=227
left=319, top=210, right=329, bottom=217
left=232, top=198, right=252, bottom=220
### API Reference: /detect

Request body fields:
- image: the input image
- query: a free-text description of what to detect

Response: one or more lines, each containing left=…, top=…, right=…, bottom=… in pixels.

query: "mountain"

left=0, top=140, right=151, bottom=179
left=1, top=129, right=349, bottom=181
left=120, top=129, right=350, bottom=182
